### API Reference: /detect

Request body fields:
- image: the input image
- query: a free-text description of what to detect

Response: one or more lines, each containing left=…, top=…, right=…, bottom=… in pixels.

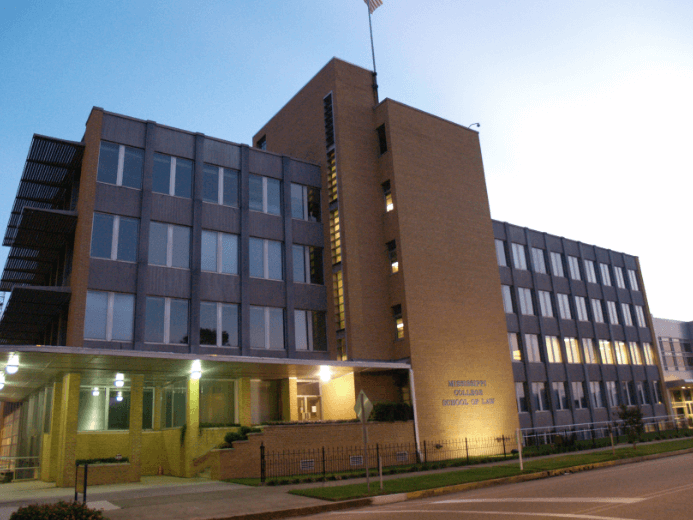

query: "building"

left=0, top=58, right=669, bottom=485
left=652, top=317, right=693, bottom=418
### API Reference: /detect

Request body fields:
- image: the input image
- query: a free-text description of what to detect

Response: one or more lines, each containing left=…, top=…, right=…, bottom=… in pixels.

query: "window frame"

left=572, top=381, right=587, bottom=409
left=91, top=213, right=139, bottom=263
left=599, top=263, right=612, bottom=286
left=508, top=333, right=522, bottom=361
left=575, top=296, right=589, bottom=321
left=202, top=163, right=239, bottom=207
left=627, top=269, right=639, bottom=291
left=294, top=309, right=327, bottom=351
left=550, top=252, right=565, bottom=277
left=501, top=285, right=514, bottom=313
left=531, top=382, right=549, bottom=411
left=556, top=293, right=572, bottom=320
left=249, top=237, right=283, bottom=280
left=144, top=296, right=189, bottom=344
left=511, top=243, right=528, bottom=270
left=606, top=300, right=619, bottom=325
left=152, top=153, right=193, bottom=199
left=249, top=306, right=285, bottom=350
left=545, top=336, right=563, bottom=363
left=525, top=334, right=541, bottom=362
left=614, top=266, right=626, bottom=289
left=199, top=301, right=239, bottom=348
left=634, top=305, right=647, bottom=327
left=538, top=290, right=553, bottom=318
left=96, top=141, right=144, bottom=190
left=201, top=230, right=238, bottom=275
left=584, top=259, right=597, bottom=283
left=582, top=338, right=599, bottom=364
left=84, top=290, right=135, bottom=342
left=567, top=256, right=581, bottom=281
left=149, top=222, right=191, bottom=269
left=590, top=381, right=604, bottom=408
left=621, top=303, right=633, bottom=327
left=518, top=287, right=534, bottom=316
left=290, top=183, right=321, bottom=222
left=591, top=299, right=605, bottom=323
left=249, top=174, right=282, bottom=215
left=531, top=247, right=547, bottom=274
left=495, top=239, right=508, bottom=267
left=564, top=337, right=581, bottom=364
left=552, top=381, right=568, bottom=410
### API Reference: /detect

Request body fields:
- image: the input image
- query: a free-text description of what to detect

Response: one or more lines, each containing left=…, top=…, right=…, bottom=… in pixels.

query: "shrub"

left=75, top=457, right=128, bottom=465
left=10, top=501, right=104, bottom=520
left=369, top=402, right=413, bottom=422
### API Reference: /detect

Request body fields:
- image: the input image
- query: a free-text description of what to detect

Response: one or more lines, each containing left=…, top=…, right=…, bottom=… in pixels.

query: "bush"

left=369, top=402, right=413, bottom=422
left=224, top=426, right=263, bottom=446
left=75, top=457, right=128, bottom=465
left=10, top=501, right=104, bottom=520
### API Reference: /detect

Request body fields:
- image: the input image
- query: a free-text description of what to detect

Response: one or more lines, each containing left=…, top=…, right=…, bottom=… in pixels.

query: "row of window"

left=97, top=142, right=320, bottom=221
left=84, top=290, right=327, bottom=351
left=496, top=240, right=639, bottom=291
left=90, top=214, right=323, bottom=284
left=516, top=378, right=663, bottom=414
left=658, top=337, right=693, bottom=372
left=501, top=285, right=647, bottom=327
left=509, top=332, right=656, bottom=366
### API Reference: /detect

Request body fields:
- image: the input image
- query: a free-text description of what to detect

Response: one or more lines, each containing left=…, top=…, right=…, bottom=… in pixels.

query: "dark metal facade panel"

left=94, top=183, right=142, bottom=217
left=595, top=247, right=610, bottom=263
left=247, top=278, right=286, bottom=307
left=101, top=114, right=146, bottom=148
left=526, top=230, right=545, bottom=248
left=513, top=270, right=533, bottom=289
left=498, top=267, right=512, bottom=285
left=617, top=365, right=632, bottom=381
left=505, top=313, right=519, bottom=332
left=601, top=365, right=617, bottom=380
left=12, top=208, right=77, bottom=250
left=292, top=350, right=330, bottom=361
left=248, top=149, right=282, bottom=177
left=512, top=363, right=526, bottom=381
left=146, top=266, right=192, bottom=299
left=602, top=285, right=617, bottom=301
left=533, top=411, right=553, bottom=427
left=577, top=321, right=594, bottom=338
left=592, top=408, right=609, bottom=422
left=155, top=126, right=195, bottom=159
left=586, top=283, right=603, bottom=299
left=87, top=259, right=137, bottom=293
left=594, top=323, right=610, bottom=339
left=560, top=320, right=577, bottom=337
left=150, top=193, right=194, bottom=225
left=293, top=283, right=328, bottom=311
left=534, top=273, right=552, bottom=291
left=198, top=345, right=242, bottom=357
left=199, top=272, right=241, bottom=302
left=527, top=363, right=547, bottom=382
left=286, top=160, right=321, bottom=187
left=624, top=255, right=638, bottom=269
left=139, top=343, right=190, bottom=354
left=579, top=243, right=597, bottom=260
left=0, top=286, right=70, bottom=343
left=554, top=410, right=573, bottom=426
left=570, top=280, right=587, bottom=297
left=566, top=365, right=584, bottom=381
left=541, top=318, right=559, bottom=336
left=586, top=364, right=601, bottom=380
left=624, top=326, right=639, bottom=342
left=547, top=363, right=566, bottom=381
left=562, top=240, right=580, bottom=256
left=248, top=212, right=284, bottom=241
left=491, top=220, right=506, bottom=238
left=631, top=365, right=646, bottom=380
left=203, top=139, right=241, bottom=170
left=573, top=409, right=591, bottom=424
left=553, top=277, right=570, bottom=294
left=83, top=340, right=134, bottom=351
left=544, top=234, right=563, bottom=252
left=506, top=224, right=525, bottom=244
left=200, top=204, right=241, bottom=234
left=291, top=220, right=323, bottom=248
left=520, top=315, right=540, bottom=334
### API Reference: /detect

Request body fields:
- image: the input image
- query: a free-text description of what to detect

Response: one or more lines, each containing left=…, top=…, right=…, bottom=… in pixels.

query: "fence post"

left=465, top=437, right=469, bottom=465
left=74, top=464, right=78, bottom=502
left=83, top=464, right=88, bottom=505
left=502, top=435, right=507, bottom=458
left=322, top=446, right=326, bottom=481
left=423, top=440, right=427, bottom=464
left=260, top=443, right=266, bottom=483
left=376, top=444, right=380, bottom=471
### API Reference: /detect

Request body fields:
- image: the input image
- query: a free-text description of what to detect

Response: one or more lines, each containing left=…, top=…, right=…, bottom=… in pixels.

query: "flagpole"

left=367, top=3, right=379, bottom=104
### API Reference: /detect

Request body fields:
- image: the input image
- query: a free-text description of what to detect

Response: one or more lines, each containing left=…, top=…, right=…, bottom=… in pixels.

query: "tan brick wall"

left=321, top=372, right=356, bottom=420
left=56, top=373, right=81, bottom=487
left=76, top=463, right=137, bottom=488
left=76, top=432, right=130, bottom=460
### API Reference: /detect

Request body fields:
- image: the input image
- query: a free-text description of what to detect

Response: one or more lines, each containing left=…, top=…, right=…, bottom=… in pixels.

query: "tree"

left=618, top=404, right=644, bottom=449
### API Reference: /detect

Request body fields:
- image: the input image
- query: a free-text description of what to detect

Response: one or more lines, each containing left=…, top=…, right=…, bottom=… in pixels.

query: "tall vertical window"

left=393, top=304, right=404, bottom=339
left=634, top=305, right=646, bottom=327
left=643, top=343, right=656, bottom=365
left=621, top=303, right=633, bottom=327
left=495, top=239, right=508, bottom=267
left=203, top=164, right=239, bottom=207
left=508, top=333, right=522, bottom=361
left=376, top=124, right=388, bottom=154
left=627, top=269, right=639, bottom=291
left=145, top=297, right=189, bottom=344
left=149, top=222, right=190, bottom=269
left=605, top=381, right=619, bottom=407
left=590, top=381, right=604, bottom=408
left=525, top=334, right=541, bottom=362
left=256, top=136, right=266, bottom=150
left=294, top=310, right=327, bottom=351
left=249, top=174, right=281, bottom=215
left=622, top=381, right=635, bottom=406
left=564, top=337, right=581, bottom=363
left=249, top=238, right=283, bottom=280
left=628, top=342, right=643, bottom=365
left=97, top=141, right=144, bottom=189
left=518, top=288, right=534, bottom=315
left=84, top=291, right=135, bottom=341
left=556, top=294, right=572, bottom=320
left=293, top=245, right=323, bottom=284
left=531, top=382, right=549, bottom=411
left=582, top=338, right=599, bottom=364
left=552, top=382, right=568, bottom=410
left=333, top=271, right=345, bottom=330
left=599, top=263, right=612, bottom=286
left=635, top=381, right=649, bottom=405
left=250, top=306, right=285, bottom=349
left=327, top=151, right=338, bottom=202
left=531, top=247, right=547, bottom=274
left=614, top=341, right=630, bottom=365
left=591, top=299, right=605, bottom=323
left=574, top=296, right=589, bottom=321
left=329, top=210, right=341, bottom=264
left=614, top=267, right=626, bottom=289
left=545, top=336, right=562, bottom=363
left=78, top=387, right=131, bottom=431
left=572, top=382, right=587, bottom=409
left=511, top=243, right=528, bottom=270
left=382, top=181, right=394, bottom=212
left=652, top=380, right=662, bottom=404
left=152, top=153, right=192, bottom=198
left=599, top=340, right=615, bottom=364
left=501, top=285, right=514, bottom=313
left=200, top=380, right=237, bottom=425
left=386, top=240, right=399, bottom=273
left=201, top=231, right=238, bottom=275
left=199, top=302, right=238, bottom=347
left=550, top=252, right=564, bottom=277
left=567, top=256, right=581, bottom=280
left=291, top=183, right=321, bottom=222
left=584, top=259, right=597, bottom=283
left=91, top=214, right=139, bottom=262
left=606, top=301, right=619, bottom=325
left=163, top=383, right=186, bottom=428
left=515, top=383, right=529, bottom=413
left=538, top=291, right=553, bottom=318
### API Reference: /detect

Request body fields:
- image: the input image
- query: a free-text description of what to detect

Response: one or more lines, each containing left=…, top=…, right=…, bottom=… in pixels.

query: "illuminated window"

left=572, top=382, right=587, bottom=409
left=78, top=387, right=131, bottom=431
left=382, top=181, right=394, bottom=212
left=525, top=334, right=541, bottom=362
left=327, top=151, right=338, bottom=202
left=329, top=209, right=342, bottom=264
left=621, top=303, right=633, bottom=327
left=550, top=252, right=564, bottom=277
left=153, top=153, right=192, bottom=198
left=545, top=336, right=562, bottom=363
left=203, top=164, right=238, bottom=207
left=599, top=340, right=615, bottom=364
left=538, top=291, right=553, bottom=318
left=599, top=263, right=612, bottom=286
left=643, top=343, right=656, bottom=365
left=564, top=337, right=581, bottom=364
left=606, top=301, right=619, bottom=325
left=333, top=270, right=345, bottom=330
left=508, top=333, right=522, bottom=361
left=614, top=341, right=630, bottom=365
left=629, top=342, right=643, bottom=365
left=582, top=338, right=599, bottom=364
left=393, top=304, right=404, bottom=339
left=574, top=296, right=589, bottom=321
left=552, top=382, right=568, bottom=410
left=511, top=243, right=528, bottom=270
left=91, top=213, right=139, bottom=263
left=97, top=141, right=143, bottom=189
left=249, top=174, right=281, bottom=215
left=518, top=288, right=534, bottom=315
left=627, top=269, right=639, bottom=291
left=584, top=259, right=597, bottom=283
left=387, top=240, right=399, bottom=273
left=567, top=256, right=581, bottom=281
left=590, top=381, right=604, bottom=408
left=591, top=299, right=605, bottom=323
left=557, top=294, right=572, bottom=320
left=614, top=266, right=626, bottom=289
left=495, top=239, right=508, bottom=267
left=531, top=248, right=547, bottom=274
left=291, top=183, right=321, bottom=222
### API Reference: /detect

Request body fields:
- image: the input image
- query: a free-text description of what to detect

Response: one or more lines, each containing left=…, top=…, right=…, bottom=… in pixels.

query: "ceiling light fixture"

left=319, top=365, right=331, bottom=383
left=114, top=373, right=125, bottom=387
left=0, top=373, right=5, bottom=390
left=92, top=387, right=100, bottom=397
left=5, top=353, right=19, bottom=375
left=116, top=391, right=123, bottom=402
left=190, top=360, right=202, bottom=380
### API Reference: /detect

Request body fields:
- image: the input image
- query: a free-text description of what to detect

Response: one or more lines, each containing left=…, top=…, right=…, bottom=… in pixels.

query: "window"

left=91, top=213, right=139, bottom=262
left=621, top=303, right=633, bottom=327
left=575, top=296, right=589, bottom=321
left=622, top=381, right=635, bottom=406
left=591, top=299, right=605, bottom=323
left=200, top=380, right=237, bottom=425
left=599, top=263, right=612, bottom=286
left=386, top=240, right=399, bottom=273
left=525, top=334, right=541, bottom=362
left=564, top=337, right=581, bottom=364
left=545, top=336, right=562, bottom=363
left=293, top=245, right=324, bottom=284
left=203, top=164, right=239, bottom=207
left=152, top=153, right=192, bottom=198
left=614, top=341, right=630, bottom=365
left=149, top=222, right=190, bottom=269
left=599, top=340, right=615, bottom=364
left=552, top=382, right=568, bottom=410
left=97, top=141, right=144, bottom=189
left=250, top=306, right=285, bottom=349
left=557, top=293, right=572, bottom=320
left=531, top=382, right=549, bottom=411
left=605, top=381, right=619, bottom=407
left=643, top=343, right=656, bottom=365
left=567, top=256, right=581, bottom=281
left=382, top=181, right=394, bottom=212
left=291, top=183, right=321, bottom=222
left=613, top=267, right=626, bottom=289
left=511, top=243, right=528, bottom=270
left=495, top=239, right=508, bottom=267
left=652, top=380, right=662, bottom=404
left=635, top=381, right=649, bottom=405
left=628, top=342, right=643, bottom=365
left=627, top=269, right=639, bottom=291
left=590, top=381, right=604, bottom=408
left=333, top=271, right=345, bottom=330
left=634, top=305, right=646, bottom=327
left=572, top=381, right=587, bottom=409
left=78, top=387, right=130, bottom=431
left=393, top=304, right=404, bottom=339
left=200, top=302, right=238, bottom=347
left=294, top=310, right=327, bottom=351
left=249, top=238, right=283, bottom=280
left=584, top=259, right=597, bottom=283
left=531, top=248, right=547, bottom=274
left=163, top=383, right=186, bottom=428
left=376, top=124, right=387, bottom=154
left=249, top=174, right=281, bottom=215
left=329, top=209, right=342, bottom=264
left=142, top=388, right=154, bottom=430
left=84, top=291, right=135, bottom=341
left=145, top=297, right=189, bottom=344
left=201, top=231, right=238, bottom=275
left=515, top=382, right=528, bottom=413
left=606, top=301, right=619, bottom=325
left=501, top=285, right=514, bottom=313
left=518, top=288, right=534, bottom=315
left=582, top=338, right=599, bottom=364
left=508, top=333, right=522, bottom=361
left=538, top=291, right=553, bottom=318
left=550, top=252, right=564, bottom=277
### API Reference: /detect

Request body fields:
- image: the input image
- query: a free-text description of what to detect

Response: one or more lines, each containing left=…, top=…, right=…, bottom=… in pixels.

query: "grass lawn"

left=289, top=438, right=693, bottom=501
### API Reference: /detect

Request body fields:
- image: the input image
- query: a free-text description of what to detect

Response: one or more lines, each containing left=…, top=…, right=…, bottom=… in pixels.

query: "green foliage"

left=369, top=402, right=413, bottom=422
left=75, top=457, right=129, bottom=465
left=10, top=501, right=104, bottom=520
left=618, top=405, right=644, bottom=447
left=180, top=423, right=187, bottom=445
left=199, top=422, right=240, bottom=429
left=223, top=426, right=262, bottom=447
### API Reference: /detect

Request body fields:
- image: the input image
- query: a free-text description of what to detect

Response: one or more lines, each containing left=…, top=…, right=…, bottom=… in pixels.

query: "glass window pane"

left=173, top=389, right=186, bottom=427
left=117, top=217, right=139, bottom=262
left=291, top=184, right=304, bottom=219
left=174, top=158, right=193, bottom=198
left=112, top=293, right=134, bottom=341
left=266, top=178, right=281, bottom=215
left=148, top=222, right=168, bottom=266
left=97, top=142, right=119, bottom=185
left=249, top=238, right=264, bottom=277
left=221, top=304, right=238, bottom=347
left=78, top=389, right=106, bottom=431
left=91, top=214, right=114, bottom=259
left=201, top=231, right=217, bottom=272
left=269, top=308, right=284, bottom=349
left=295, top=310, right=308, bottom=350
left=250, top=306, right=265, bottom=349
left=200, top=380, right=236, bottom=424
left=223, top=169, right=239, bottom=207
left=169, top=299, right=189, bottom=344
left=122, top=147, right=143, bottom=189
left=108, top=390, right=130, bottom=430
left=309, top=247, right=324, bottom=285
left=203, top=165, right=219, bottom=203
left=152, top=154, right=171, bottom=194
left=312, top=312, right=327, bottom=351
left=249, top=174, right=263, bottom=212
left=84, top=291, right=108, bottom=339
left=221, top=234, right=238, bottom=274
left=293, top=245, right=306, bottom=283
left=199, top=302, right=217, bottom=345
left=142, top=389, right=154, bottom=430
left=145, top=297, right=165, bottom=343
left=171, top=225, right=190, bottom=269
left=267, top=241, right=283, bottom=280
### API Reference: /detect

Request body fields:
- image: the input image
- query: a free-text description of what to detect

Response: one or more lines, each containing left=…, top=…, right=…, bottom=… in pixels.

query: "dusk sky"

left=1, top=0, right=691, bottom=321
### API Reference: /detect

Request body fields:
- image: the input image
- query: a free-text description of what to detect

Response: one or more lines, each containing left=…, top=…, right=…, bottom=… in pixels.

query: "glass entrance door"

left=297, top=381, right=321, bottom=421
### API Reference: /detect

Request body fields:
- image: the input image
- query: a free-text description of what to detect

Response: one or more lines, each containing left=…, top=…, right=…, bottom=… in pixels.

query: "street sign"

left=354, top=390, right=373, bottom=421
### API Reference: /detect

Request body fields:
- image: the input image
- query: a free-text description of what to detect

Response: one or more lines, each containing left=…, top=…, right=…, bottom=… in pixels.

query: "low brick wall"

left=75, top=463, right=137, bottom=488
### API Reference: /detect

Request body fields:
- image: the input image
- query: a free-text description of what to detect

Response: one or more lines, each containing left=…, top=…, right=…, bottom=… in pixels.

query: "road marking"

left=86, top=500, right=120, bottom=511
left=435, top=498, right=643, bottom=504
left=333, top=510, right=639, bottom=520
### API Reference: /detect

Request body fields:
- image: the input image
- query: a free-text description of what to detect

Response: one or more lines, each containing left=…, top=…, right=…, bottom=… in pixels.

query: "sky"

left=0, top=0, right=691, bottom=321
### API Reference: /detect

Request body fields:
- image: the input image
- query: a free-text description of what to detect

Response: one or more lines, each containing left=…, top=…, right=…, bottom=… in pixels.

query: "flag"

left=364, top=0, right=383, bottom=14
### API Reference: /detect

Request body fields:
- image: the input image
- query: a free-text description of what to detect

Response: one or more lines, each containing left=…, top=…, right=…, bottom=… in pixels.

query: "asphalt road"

left=317, top=453, right=693, bottom=520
